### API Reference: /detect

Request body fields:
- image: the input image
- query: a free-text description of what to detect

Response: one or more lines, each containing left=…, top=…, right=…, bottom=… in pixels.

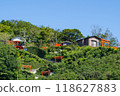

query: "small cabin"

left=77, top=36, right=119, bottom=49
left=77, top=36, right=100, bottom=47
left=9, top=36, right=26, bottom=50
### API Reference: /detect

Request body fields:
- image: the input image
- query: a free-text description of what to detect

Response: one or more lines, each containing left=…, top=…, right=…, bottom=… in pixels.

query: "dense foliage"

left=37, top=46, right=120, bottom=80
left=91, top=25, right=118, bottom=46
left=0, top=42, right=21, bottom=80
left=19, top=49, right=53, bottom=70
left=0, top=20, right=84, bottom=46
left=18, top=71, right=35, bottom=80
left=59, top=29, right=84, bottom=42
left=0, top=42, right=53, bottom=80
left=27, top=46, right=46, bottom=58
left=0, top=19, right=120, bottom=80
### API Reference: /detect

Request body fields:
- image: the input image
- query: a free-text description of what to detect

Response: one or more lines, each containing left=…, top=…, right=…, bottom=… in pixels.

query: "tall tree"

left=0, top=23, right=13, bottom=34
left=0, top=33, right=11, bottom=42
left=91, top=25, right=118, bottom=46
left=59, top=29, right=84, bottom=42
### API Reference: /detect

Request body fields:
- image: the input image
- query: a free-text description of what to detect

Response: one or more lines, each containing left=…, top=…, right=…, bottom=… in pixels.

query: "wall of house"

left=77, top=40, right=83, bottom=46
left=84, top=39, right=89, bottom=46
left=77, top=39, right=89, bottom=46
left=77, top=37, right=100, bottom=47
left=89, top=37, right=99, bottom=47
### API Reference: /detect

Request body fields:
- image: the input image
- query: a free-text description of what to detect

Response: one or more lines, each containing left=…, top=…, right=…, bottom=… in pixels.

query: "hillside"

left=1, top=41, right=120, bottom=80
left=0, top=20, right=84, bottom=47
left=0, top=42, right=53, bottom=80
left=0, top=20, right=120, bottom=80
left=36, top=46, right=120, bottom=80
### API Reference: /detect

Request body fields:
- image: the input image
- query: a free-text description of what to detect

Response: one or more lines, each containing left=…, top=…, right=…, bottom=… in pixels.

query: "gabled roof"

left=77, top=36, right=101, bottom=42
left=11, top=36, right=26, bottom=42
left=61, top=41, right=73, bottom=44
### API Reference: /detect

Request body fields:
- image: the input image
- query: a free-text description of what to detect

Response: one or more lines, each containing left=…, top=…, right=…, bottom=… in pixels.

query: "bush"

left=19, top=50, right=53, bottom=69
left=44, top=46, right=120, bottom=80
left=0, top=43, right=21, bottom=80
left=18, top=71, right=35, bottom=80
left=27, top=47, right=46, bottom=58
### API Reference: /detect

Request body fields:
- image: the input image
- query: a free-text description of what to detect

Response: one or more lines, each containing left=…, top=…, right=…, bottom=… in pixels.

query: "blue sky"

left=0, top=0, right=120, bottom=41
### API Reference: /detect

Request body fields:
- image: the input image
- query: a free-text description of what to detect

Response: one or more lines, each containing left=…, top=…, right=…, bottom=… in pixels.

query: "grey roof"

left=11, top=36, right=26, bottom=42
left=61, top=41, right=73, bottom=44
left=77, top=36, right=101, bottom=42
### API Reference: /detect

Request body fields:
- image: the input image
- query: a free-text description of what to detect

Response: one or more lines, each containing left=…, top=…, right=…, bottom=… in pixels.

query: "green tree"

left=59, top=29, right=84, bottom=42
left=0, top=43, right=21, bottom=80
left=91, top=25, right=118, bottom=46
left=0, top=20, right=60, bottom=46
left=0, top=33, right=11, bottom=42
left=0, top=23, right=13, bottom=34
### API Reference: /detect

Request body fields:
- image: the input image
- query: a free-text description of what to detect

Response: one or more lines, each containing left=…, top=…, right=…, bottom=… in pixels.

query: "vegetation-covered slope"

left=0, top=19, right=119, bottom=80
left=0, top=20, right=84, bottom=47
left=0, top=42, right=21, bottom=80
left=37, top=46, right=120, bottom=80
left=0, top=42, right=53, bottom=80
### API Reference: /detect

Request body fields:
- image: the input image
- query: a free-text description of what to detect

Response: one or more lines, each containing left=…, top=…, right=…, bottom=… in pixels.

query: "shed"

left=9, top=36, right=26, bottom=50
left=77, top=36, right=101, bottom=47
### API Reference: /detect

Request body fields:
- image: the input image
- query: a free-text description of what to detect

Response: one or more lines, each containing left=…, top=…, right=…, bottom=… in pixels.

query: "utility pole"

left=17, top=75, right=18, bottom=80
left=56, top=33, right=57, bottom=44
left=23, top=30, right=26, bottom=42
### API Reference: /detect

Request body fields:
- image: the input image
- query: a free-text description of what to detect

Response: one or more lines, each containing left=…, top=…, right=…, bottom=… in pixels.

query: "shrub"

left=0, top=43, right=21, bottom=80
left=27, top=47, right=46, bottom=58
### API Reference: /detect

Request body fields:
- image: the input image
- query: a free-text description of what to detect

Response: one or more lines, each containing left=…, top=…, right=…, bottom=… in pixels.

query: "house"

left=8, top=36, right=26, bottom=50
left=77, top=36, right=110, bottom=47
left=61, top=41, right=72, bottom=46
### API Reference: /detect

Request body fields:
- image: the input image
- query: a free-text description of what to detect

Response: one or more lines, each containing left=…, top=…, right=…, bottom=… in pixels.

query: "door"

left=91, top=40, right=97, bottom=47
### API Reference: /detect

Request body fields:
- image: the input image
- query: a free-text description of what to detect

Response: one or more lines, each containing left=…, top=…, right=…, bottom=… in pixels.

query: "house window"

left=91, top=40, right=97, bottom=47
